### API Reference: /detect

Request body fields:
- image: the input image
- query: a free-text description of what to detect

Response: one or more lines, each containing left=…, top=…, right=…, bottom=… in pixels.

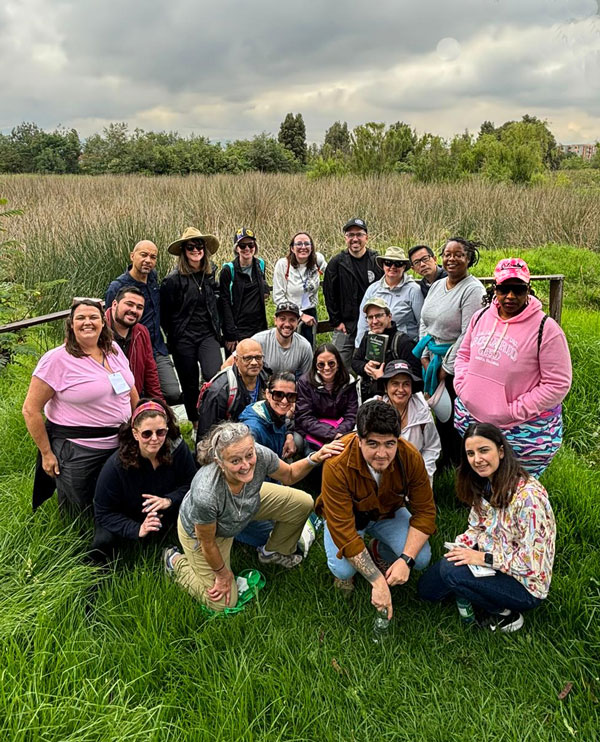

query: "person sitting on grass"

left=164, top=422, right=343, bottom=612
left=418, top=423, right=556, bottom=633
left=316, top=401, right=436, bottom=620
left=90, top=399, right=197, bottom=563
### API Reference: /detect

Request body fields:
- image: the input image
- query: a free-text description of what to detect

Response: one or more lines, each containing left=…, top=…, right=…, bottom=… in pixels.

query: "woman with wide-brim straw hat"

left=160, top=227, right=222, bottom=430
left=355, top=246, right=424, bottom=347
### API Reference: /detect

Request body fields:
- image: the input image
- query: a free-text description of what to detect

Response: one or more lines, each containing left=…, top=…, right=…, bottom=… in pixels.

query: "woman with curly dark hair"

left=89, top=399, right=197, bottom=563
left=418, top=423, right=556, bottom=633
left=414, top=237, right=486, bottom=466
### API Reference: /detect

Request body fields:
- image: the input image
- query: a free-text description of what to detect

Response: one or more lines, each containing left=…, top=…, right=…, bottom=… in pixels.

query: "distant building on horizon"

left=559, top=143, right=597, bottom=160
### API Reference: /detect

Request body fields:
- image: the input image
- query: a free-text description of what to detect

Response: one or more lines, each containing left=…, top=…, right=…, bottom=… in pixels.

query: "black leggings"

left=172, top=335, right=223, bottom=422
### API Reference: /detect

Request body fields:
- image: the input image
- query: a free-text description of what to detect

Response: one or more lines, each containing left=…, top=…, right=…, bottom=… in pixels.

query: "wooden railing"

left=0, top=276, right=564, bottom=335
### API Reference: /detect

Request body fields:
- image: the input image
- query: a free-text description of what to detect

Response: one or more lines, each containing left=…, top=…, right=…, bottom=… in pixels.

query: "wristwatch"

left=399, top=553, right=415, bottom=569
left=484, top=552, right=494, bottom=567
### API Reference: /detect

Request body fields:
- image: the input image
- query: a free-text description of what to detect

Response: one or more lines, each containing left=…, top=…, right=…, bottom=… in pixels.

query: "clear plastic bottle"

left=372, top=608, right=390, bottom=643
left=456, top=597, right=475, bottom=624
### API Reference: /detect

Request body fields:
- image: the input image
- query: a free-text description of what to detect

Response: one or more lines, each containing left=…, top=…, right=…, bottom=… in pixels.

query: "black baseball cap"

left=275, top=302, right=300, bottom=318
left=342, top=218, right=368, bottom=234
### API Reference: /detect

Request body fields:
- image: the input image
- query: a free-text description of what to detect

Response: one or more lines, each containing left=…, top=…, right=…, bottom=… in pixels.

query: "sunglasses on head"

left=139, top=428, right=168, bottom=440
left=496, top=283, right=528, bottom=296
left=382, top=260, right=406, bottom=268
left=269, top=390, right=298, bottom=403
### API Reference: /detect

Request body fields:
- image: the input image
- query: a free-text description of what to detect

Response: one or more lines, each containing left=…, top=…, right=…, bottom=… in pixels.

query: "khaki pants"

left=174, top=482, right=313, bottom=611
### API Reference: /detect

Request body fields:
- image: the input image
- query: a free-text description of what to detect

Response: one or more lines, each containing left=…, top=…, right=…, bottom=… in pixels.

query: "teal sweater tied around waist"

left=412, top=334, right=452, bottom=397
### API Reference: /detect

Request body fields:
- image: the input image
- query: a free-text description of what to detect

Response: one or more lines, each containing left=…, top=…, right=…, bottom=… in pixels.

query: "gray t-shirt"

left=179, top=443, right=280, bottom=538
left=419, top=273, right=485, bottom=375
left=252, top=328, right=312, bottom=378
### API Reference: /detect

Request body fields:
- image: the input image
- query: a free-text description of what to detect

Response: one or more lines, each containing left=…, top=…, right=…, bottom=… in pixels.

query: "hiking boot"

left=163, top=546, right=180, bottom=577
left=257, top=549, right=303, bottom=569
left=479, top=609, right=524, bottom=633
left=333, top=577, right=355, bottom=598
left=368, top=539, right=391, bottom=575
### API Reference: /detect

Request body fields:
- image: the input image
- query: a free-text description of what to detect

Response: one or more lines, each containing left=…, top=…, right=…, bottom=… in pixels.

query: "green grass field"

left=1, top=175, right=599, bottom=740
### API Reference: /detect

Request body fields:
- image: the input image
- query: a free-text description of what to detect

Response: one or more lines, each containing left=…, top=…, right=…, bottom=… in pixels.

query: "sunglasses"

left=139, top=428, right=168, bottom=440
left=238, top=243, right=256, bottom=251
left=495, top=283, right=528, bottom=296
left=269, top=390, right=298, bottom=403
left=185, top=242, right=204, bottom=252
left=382, top=260, right=406, bottom=268
left=316, top=360, right=337, bottom=369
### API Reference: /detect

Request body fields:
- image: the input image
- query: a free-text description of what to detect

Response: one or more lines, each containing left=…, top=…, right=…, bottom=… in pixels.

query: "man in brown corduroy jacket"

left=316, top=401, right=436, bottom=619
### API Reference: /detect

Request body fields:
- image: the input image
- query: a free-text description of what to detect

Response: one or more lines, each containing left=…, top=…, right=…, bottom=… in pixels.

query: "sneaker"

left=163, top=546, right=180, bottom=576
left=480, top=609, right=524, bottom=633
left=333, top=576, right=355, bottom=598
left=368, top=539, right=391, bottom=575
left=257, top=548, right=303, bottom=569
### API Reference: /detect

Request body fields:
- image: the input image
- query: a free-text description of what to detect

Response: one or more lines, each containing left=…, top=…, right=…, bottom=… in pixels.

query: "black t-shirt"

left=112, top=329, right=131, bottom=356
left=236, top=271, right=265, bottom=338
left=181, top=278, right=212, bottom=343
left=350, top=252, right=375, bottom=296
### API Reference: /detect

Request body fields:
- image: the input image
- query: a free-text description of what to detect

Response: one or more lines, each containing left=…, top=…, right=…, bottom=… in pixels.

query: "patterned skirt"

left=454, top=397, right=563, bottom=479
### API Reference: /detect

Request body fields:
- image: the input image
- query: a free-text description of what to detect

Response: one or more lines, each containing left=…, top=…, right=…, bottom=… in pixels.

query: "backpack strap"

left=224, top=366, right=238, bottom=417
left=537, top=315, right=549, bottom=356
left=222, top=261, right=235, bottom=302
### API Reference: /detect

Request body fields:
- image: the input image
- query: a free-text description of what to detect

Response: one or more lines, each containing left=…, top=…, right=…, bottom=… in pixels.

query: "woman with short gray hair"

left=164, top=421, right=343, bottom=611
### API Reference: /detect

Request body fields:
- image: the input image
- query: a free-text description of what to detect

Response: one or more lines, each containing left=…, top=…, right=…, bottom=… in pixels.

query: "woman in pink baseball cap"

left=453, top=258, right=572, bottom=478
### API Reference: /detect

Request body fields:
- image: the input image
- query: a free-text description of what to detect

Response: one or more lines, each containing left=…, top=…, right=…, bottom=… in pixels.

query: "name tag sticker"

left=300, top=291, right=310, bottom=310
left=108, top=371, right=130, bottom=394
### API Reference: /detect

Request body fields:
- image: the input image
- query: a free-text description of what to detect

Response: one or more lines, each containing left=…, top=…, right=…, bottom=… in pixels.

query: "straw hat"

left=167, top=227, right=220, bottom=256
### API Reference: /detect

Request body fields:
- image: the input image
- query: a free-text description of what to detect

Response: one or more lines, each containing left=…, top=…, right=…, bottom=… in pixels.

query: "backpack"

left=224, top=258, right=266, bottom=301
left=472, top=306, right=549, bottom=355
left=196, top=367, right=238, bottom=415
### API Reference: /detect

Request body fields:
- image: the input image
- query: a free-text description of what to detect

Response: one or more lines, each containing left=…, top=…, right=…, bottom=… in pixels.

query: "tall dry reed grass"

left=1, top=172, right=599, bottom=309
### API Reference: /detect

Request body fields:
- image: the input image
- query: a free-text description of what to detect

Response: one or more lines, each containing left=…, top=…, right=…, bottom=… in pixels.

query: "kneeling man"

left=316, top=401, right=436, bottom=619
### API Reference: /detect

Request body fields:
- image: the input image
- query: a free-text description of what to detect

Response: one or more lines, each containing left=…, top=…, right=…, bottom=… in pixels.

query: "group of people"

left=21, top=216, right=572, bottom=633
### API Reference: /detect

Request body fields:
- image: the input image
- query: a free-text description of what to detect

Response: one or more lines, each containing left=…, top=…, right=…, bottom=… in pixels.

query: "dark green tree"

left=278, top=113, right=307, bottom=165
left=323, top=121, right=351, bottom=157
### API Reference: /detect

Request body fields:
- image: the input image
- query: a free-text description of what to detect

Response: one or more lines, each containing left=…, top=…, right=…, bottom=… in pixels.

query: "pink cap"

left=494, top=257, right=530, bottom=285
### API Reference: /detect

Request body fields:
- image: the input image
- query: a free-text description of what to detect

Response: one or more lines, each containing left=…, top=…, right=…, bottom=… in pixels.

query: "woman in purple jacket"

left=295, top=343, right=358, bottom=449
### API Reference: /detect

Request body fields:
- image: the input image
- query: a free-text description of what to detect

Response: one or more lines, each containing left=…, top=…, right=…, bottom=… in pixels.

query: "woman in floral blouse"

left=418, top=422, right=555, bottom=633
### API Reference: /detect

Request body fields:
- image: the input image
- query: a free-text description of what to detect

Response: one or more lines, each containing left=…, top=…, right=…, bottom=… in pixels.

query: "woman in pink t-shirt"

left=22, top=299, right=138, bottom=513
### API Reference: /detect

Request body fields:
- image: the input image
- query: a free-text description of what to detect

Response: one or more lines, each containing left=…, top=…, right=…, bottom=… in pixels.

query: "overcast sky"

left=2, top=0, right=599, bottom=144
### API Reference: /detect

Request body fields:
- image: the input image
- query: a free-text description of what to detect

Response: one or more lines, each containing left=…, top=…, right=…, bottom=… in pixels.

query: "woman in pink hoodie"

left=454, top=258, right=572, bottom=477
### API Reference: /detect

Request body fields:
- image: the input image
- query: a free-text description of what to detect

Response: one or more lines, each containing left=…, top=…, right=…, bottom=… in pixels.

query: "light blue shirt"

left=355, top=274, right=424, bottom=347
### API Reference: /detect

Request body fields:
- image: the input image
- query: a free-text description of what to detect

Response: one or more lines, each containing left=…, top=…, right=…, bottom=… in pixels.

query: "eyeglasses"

left=293, top=241, right=312, bottom=248
left=316, top=360, right=337, bottom=369
left=238, top=243, right=256, bottom=251
left=443, top=252, right=467, bottom=260
left=139, top=428, right=168, bottom=440
left=269, top=390, right=298, bottom=403
left=345, top=231, right=366, bottom=239
left=495, top=283, right=528, bottom=296
left=411, top=256, right=433, bottom=267
left=366, top=312, right=387, bottom=322
left=239, top=354, right=264, bottom=364
left=382, top=260, right=406, bottom=268
left=185, top=242, right=204, bottom=253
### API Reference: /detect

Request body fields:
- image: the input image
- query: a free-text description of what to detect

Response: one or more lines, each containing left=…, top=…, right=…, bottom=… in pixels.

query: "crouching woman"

left=165, top=421, right=343, bottom=611
left=418, top=423, right=556, bottom=633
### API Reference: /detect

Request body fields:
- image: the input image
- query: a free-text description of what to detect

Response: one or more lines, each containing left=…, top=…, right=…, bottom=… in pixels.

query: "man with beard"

left=251, top=303, right=312, bottom=379
left=105, top=287, right=163, bottom=400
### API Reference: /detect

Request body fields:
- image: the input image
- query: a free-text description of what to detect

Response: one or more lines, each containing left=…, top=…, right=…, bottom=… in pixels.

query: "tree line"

left=1, top=114, right=598, bottom=183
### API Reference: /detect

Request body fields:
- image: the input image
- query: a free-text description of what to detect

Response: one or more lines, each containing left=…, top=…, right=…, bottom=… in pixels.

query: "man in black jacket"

left=219, top=227, right=269, bottom=355
left=196, top=338, right=268, bottom=441
left=408, top=244, right=447, bottom=298
left=323, top=218, right=382, bottom=368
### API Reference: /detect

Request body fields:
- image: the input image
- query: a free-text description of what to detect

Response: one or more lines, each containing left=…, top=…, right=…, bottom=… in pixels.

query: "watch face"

left=484, top=553, right=493, bottom=566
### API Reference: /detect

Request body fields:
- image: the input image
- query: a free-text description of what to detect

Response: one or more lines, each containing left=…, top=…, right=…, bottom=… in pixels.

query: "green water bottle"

left=456, top=597, right=475, bottom=624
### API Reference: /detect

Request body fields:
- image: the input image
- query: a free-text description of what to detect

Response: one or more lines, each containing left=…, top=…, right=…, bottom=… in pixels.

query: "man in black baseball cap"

left=323, top=217, right=382, bottom=368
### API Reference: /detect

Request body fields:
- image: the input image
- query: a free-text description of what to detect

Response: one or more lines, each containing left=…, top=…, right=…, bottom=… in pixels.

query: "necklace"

left=191, top=271, right=205, bottom=293
left=229, top=483, right=247, bottom=519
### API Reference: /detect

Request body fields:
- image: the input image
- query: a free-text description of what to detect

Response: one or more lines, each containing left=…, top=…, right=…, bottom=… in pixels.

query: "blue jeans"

left=418, top=558, right=542, bottom=614
left=235, top=520, right=274, bottom=547
left=323, top=508, right=431, bottom=580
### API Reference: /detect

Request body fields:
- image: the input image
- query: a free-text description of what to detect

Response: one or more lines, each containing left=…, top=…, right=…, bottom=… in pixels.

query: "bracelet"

left=214, top=563, right=226, bottom=573
left=306, top=452, right=319, bottom=467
